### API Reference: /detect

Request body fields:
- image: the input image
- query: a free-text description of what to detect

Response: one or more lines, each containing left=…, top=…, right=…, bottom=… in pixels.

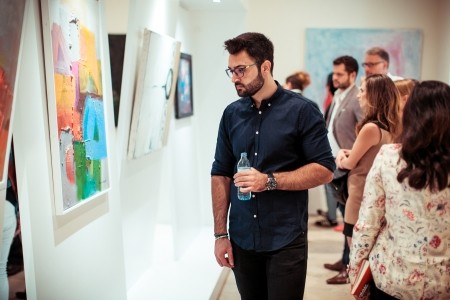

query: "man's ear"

left=262, top=60, right=271, bottom=73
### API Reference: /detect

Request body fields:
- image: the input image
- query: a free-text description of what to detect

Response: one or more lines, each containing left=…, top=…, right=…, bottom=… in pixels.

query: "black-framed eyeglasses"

left=225, top=63, right=257, bottom=78
left=361, top=61, right=383, bottom=68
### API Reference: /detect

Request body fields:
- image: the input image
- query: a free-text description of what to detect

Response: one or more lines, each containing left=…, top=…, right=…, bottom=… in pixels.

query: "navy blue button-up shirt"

left=211, top=83, right=335, bottom=251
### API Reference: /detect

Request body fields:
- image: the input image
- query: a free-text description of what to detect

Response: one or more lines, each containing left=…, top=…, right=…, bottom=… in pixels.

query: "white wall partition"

left=13, top=0, right=127, bottom=299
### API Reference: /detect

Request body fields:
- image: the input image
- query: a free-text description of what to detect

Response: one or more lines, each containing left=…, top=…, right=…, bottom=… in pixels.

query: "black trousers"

left=370, top=281, right=399, bottom=299
left=231, top=232, right=308, bottom=300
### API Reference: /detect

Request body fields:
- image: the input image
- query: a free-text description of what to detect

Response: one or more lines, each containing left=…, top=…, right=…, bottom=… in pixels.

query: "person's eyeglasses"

left=225, top=63, right=257, bottom=78
left=361, top=61, right=383, bottom=68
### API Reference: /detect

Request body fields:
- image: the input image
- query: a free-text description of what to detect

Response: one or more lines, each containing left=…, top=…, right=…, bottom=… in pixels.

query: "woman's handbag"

left=330, top=168, right=349, bottom=205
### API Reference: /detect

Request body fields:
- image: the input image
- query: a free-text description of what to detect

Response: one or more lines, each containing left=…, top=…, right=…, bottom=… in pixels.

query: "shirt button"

left=268, top=103, right=271, bottom=107
left=256, top=131, right=259, bottom=134
left=253, top=214, right=257, bottom=218
left=259, top=111, right=262, bottom=115
left=254, top=153, right=257, bottom=156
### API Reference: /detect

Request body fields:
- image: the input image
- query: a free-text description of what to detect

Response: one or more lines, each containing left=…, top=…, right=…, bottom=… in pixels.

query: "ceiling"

left=179, top=0, right=247, bottom=11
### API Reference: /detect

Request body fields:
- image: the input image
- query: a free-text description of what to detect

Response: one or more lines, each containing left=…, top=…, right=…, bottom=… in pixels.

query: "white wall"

left=112, top=0, right=209, bottom=291
left=14, top=0, right=127, bottom=299
left=437, top=0, right=450, bottom=83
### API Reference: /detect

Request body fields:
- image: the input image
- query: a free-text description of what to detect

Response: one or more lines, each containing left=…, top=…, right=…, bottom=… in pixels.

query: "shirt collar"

left=334, top=83, right=355, bottom=101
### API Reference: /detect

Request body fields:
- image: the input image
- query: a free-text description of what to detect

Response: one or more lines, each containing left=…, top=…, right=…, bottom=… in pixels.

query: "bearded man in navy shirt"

left=211, top=32, right=335, bottom=300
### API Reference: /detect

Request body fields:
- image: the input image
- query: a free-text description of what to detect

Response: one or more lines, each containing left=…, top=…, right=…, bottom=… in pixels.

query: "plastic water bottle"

left=237, top=152, right=251, bottom=200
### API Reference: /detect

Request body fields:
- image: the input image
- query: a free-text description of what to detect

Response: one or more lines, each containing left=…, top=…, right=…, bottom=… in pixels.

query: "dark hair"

left=397, top=80, right=450, bottom=192
left=224, top=32, right=274, bottom=74
left=326, top=72, right=337, bottom=95
left=285, top=71, right=311, bottom=91
left=333, top=55, right=359, bottom=76
left=366, top=47, right=390, bottom=64
left=357, top=74, right=400, bottom=137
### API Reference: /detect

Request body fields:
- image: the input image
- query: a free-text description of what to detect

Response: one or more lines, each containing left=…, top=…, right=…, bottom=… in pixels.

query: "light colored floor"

left=217, top=215, right=353, bottom=300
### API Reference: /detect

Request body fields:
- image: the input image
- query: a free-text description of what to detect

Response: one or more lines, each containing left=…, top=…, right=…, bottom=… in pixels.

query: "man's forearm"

left=211, top=175, right=232, bottom=233
left=274, top=163, right=333, bottom=191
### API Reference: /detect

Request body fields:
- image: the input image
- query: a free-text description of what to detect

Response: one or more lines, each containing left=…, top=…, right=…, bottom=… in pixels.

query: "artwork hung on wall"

left=175, top=53, right=193, bottom=119
left=41, top=0, right=110, bottom=215
left=108, top=34, right=126, bottom=127
left=127, top=29, right=181, bottom=159
left=304, top=28, right=423, bottom=110
left=0, top=0, right=26, bottom=186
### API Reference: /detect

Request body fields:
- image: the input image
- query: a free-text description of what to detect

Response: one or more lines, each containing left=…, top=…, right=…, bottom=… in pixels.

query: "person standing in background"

left=283, top=71, right=311, bottom=95
left=318, top=56, right=363, bottom=285
left=362, top=47, right=403, bottom=81
left=336, top=74, right=401, bottom=248
left=394, top=78, right=418, bottom=120
left=323, top=72, right=337, bottom=116
left=211, top=32, right=335, bottom=299
left=349, top=80, right=450, bottom=299
left=0, top=144, right=18, bottom=300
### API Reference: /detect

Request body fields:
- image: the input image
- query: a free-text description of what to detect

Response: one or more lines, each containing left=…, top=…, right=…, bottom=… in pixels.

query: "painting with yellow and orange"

left=0, top=0, right=26, bottom=184
left=48, top=0, right=109, bottom=213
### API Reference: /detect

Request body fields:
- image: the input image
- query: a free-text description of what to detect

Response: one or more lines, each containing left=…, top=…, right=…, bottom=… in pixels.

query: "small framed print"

left=175, top=53, right=193, bottom=119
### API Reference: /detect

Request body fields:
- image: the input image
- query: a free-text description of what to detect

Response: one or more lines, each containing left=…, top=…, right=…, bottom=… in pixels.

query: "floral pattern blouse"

left=349, top=144, right=450, bottom=299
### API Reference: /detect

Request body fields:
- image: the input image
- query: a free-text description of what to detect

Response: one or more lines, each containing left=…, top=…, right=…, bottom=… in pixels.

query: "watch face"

left=266, top=174, right=277, bottom=190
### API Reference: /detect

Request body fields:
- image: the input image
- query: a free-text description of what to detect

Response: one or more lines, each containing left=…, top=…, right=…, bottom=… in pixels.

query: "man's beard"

left=334, top=78, right=351, bottom=90
left=235, top=72, right=264, bottom=97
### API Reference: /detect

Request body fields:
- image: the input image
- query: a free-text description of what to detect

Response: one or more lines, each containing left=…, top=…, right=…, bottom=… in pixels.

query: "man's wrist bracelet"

left=214, top=233, right=229, bottom=240
left=214, top=232, right=228, bottom=238
left=215, top=234, right=229, bottom=241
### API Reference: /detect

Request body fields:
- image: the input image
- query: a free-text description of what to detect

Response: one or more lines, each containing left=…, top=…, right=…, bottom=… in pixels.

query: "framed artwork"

left=41, top=0, right=110, bottom=215
left=175, top=53, right=193, bottom=119
left=0, top=0, right=26, bottom=186
left=108, top=34, right=126, bottom=127
left=127, top=29, right=181, bottom=159
left=304, top=28, right=423, bottom=110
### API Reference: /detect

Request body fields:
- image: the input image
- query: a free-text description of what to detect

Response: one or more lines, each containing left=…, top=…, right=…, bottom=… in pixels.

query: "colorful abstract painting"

left=0, top=0, right=26, bottom=184
left=127, top=29, right=181, bottom=159
left=304, top=28, right=423, bottom=110
left=42, top=0, right=110, bottom=214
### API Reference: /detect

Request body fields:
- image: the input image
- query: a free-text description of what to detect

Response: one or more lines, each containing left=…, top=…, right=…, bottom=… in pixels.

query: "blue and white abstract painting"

left=304, top=28, right=423, bottom=110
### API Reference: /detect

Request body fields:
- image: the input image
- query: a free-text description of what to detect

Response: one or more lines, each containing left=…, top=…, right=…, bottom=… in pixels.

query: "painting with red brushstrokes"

left=0, top=0, right=26, bottom=186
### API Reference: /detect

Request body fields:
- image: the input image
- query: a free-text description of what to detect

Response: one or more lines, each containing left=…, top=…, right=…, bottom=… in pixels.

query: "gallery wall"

left=13, top=0, right=127, bottom=299
left=437, top=0, right=450, bottom=83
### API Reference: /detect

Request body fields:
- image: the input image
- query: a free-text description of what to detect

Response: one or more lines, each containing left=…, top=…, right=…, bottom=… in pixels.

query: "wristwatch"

left=266, top=172, right=277, bottom=191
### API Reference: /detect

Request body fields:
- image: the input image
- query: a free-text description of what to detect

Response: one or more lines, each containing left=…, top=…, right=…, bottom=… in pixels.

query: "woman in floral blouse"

left=349, top=80, right=450, bottom=299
